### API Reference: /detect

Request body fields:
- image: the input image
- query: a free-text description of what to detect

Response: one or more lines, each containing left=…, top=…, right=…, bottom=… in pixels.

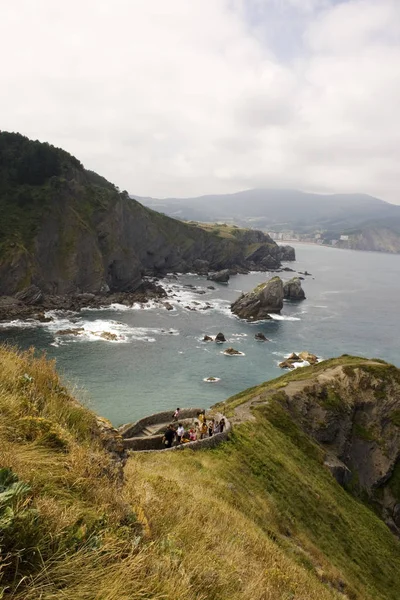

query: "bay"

left=1, top=243, right=399, bottom=426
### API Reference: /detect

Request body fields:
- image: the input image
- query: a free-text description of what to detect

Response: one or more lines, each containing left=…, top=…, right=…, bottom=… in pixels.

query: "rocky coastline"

left=0, top=280, right=167, bottom=322
left=0, top=251, right=298, bottom=323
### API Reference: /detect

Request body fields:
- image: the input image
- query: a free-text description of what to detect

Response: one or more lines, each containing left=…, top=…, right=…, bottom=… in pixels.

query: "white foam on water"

left=203, top=377, right=221, bottom=383
left=221, top=350, right=245, bottom=356
left=231, top=333, right=248, bottom=337
left=269, top=314, right=301, bottom=321
left=0, top=319, right=41, bottom=330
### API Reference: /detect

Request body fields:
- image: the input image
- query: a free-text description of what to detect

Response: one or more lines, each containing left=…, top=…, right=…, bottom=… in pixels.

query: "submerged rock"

left=163, top=302, right=174, bottom=311
left=231, top=276, right=283, bottom=321
left=35, top=312, right=53, bottom=323
left=283, top=277, right=306, bottom=300
left=215, top=332, right=226, bottom=343
left=224, top=347, right=242, bottom=355
left=207, top=269, right=230, bottom=283
left=203, top=335, right=213, bottom=342
left=255, top=332, right=268, bottom=342
left=97, top=331, right=118, bottom=341
left=56, top=328, right=84, bottom=336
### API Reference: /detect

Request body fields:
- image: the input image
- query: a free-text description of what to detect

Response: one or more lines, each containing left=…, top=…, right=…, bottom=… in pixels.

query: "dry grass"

left=1, top=346, right=400, bottom=599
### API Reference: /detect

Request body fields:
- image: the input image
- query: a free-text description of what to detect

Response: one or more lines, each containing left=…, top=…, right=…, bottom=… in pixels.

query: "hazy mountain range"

left=134, top=189, right=400, bottom=253
left=133, top=189, right=399, bottom=231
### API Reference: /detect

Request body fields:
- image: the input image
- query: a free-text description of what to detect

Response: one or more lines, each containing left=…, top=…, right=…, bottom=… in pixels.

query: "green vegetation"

left=1, top=346, right=400, bottom=599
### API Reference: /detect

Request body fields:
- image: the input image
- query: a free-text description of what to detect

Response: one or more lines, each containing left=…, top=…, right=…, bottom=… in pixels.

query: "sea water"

left=1, top=244, right=399, bottom=425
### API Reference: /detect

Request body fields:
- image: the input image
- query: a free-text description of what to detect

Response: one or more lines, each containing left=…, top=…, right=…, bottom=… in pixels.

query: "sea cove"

left=1, top=243, right=400, bottom=425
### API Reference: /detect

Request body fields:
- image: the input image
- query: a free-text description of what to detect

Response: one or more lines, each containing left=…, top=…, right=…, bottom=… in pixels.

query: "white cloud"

left=0, top=0, right=399, bottom=203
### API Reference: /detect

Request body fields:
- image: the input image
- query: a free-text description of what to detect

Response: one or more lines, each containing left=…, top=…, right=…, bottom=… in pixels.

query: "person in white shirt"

left=176, top=423, right=185, bottom=444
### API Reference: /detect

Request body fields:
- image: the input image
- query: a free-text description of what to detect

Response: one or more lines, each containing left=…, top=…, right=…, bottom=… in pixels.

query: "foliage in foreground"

left=0, top=346, right=400, bottom=599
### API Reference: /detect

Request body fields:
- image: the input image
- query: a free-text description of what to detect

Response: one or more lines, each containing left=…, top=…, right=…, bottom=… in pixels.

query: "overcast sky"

left=1, top=0, right=400, bottom=203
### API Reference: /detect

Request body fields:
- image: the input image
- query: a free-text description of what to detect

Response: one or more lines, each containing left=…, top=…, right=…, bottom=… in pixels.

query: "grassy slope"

left=1, top=347, right=400, bottom=599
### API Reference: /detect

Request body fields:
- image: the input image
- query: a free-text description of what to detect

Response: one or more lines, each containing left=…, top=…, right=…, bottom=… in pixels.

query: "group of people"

left=162, top=408, right=226, bottom=448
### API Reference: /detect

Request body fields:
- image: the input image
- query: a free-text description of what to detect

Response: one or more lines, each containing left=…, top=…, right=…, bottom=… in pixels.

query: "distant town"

left=268, top=231, right=350, bottom=246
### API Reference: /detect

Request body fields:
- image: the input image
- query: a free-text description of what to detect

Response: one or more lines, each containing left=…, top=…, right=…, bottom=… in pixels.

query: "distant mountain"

left=134, top=188, right=400, bottom=234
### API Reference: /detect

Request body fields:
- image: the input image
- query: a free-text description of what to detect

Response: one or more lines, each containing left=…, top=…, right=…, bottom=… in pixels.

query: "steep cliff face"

left=336, top=227, right=400, bottom=253
left=0, top=133, right=294, bottom=296
left=220, top=356, right=400, bottom=536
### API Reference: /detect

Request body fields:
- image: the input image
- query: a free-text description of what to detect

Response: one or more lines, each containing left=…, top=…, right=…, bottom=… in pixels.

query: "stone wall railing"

left=119, top=407, right=203, bottom=438
left=121, top=410, right=231, bottom=453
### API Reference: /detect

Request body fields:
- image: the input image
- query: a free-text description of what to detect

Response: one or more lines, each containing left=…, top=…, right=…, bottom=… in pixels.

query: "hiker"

left=213, top=420, right=220, bottom=435
left=200, top=420, right=208, bottom=439
left=219, top=418, right=226, bottom=433
left=176, top=423, right=185, bottom=444
left=197, top=410, right=206, bottom=424
left=189, top=428, right=197, bottom=441
left=208, top=419, right=215, bottom=437
left=173, top=407, right=181, bottom=421
left=162, top=424, right=176, bottom=448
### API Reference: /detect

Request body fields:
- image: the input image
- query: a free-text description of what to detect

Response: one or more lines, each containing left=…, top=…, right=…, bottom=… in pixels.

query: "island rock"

left=283, top=277, right=306, bottom=300
left=207, top=269, right=230, bottom=283
left=231, top=276, right=283, bottom=321
left=255, top=332, right=268, bottom=341
left=215, top=332, right=226, bottom=343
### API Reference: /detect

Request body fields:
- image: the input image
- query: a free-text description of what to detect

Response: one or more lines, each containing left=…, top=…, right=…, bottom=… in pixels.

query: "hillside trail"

left=230, top=361, right=382, bottom=425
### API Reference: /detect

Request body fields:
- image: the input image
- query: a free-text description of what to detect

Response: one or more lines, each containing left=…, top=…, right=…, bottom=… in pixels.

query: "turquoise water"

left=1, top=243, right=400, bottom=426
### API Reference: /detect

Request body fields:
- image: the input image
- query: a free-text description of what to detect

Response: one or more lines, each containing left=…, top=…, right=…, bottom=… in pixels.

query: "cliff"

left=0, top=133, right=293, bottom=298
left=218, top=355, right=400, bottom=536
left=336, top=226, right=400, bottom=254
left=2, top=345, right=400, bottom=600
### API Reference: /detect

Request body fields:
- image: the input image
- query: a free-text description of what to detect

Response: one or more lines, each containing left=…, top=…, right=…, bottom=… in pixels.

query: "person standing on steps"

left=173, top=408, right=181, bottom=422
left=176, top=423, right=185, bottom=444
left=213, top=419, right=220, bottom=435
left=219, top=418, right=226, bottom=433
left=208, top=419, right=215, bottom=437
left=163, top=424, right=176, bottom=448
left=200, top=420, right=208, bottom=439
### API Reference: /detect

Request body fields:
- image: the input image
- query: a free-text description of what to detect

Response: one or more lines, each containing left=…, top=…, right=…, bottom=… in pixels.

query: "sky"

left=1, top=0, right=400, bottom=203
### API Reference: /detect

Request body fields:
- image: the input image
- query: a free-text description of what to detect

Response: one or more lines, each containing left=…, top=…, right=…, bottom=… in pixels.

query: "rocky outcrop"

left=255, top=332, right=268, bottom=341
left=279, top=245, right=296, bottom=261
left=15, top=284, right=43, bottom=305
left=283, top=277, right=305, bottom=300
left=271, top=359, right=400, bottom=534
left=231, top=276, right=283, bottom=320
left=207, top=269, right=230, bottom=283
left=215, top=332, right=226, bottom=343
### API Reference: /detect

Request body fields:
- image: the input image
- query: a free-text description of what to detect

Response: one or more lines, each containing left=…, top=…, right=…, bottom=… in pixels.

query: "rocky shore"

left=0, top=280, right=167, bottom=322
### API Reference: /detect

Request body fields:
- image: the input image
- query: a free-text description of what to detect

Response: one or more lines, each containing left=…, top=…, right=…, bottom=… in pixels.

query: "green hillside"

left=1, top=346, right=399, bottom=599
left=0, top=132, right=289, bottom=297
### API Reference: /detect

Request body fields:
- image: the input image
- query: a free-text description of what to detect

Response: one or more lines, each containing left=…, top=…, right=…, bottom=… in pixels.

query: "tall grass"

left=1, top=346, right=400, bottom=599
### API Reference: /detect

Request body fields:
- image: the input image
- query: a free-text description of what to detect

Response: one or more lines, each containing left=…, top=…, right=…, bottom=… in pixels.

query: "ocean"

left=1, top=243, right=399, bottom=426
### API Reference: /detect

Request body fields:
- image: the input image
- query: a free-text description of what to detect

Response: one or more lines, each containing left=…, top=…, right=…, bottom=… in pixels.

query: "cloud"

left=0, top=0, right=399, bottom=203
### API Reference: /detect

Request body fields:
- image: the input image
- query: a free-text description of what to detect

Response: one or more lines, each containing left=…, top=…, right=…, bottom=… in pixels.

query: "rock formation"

left=283, top=277, right=306, bottom=300
left=271, top=359, right=400, bottom=533
left=231, top=276, right=283, bottom=320
left=255, top=332, right=268, bottom=341
left=207, top=269, right=230, bottom=283
left=215, top=332, right=226, bottom=343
